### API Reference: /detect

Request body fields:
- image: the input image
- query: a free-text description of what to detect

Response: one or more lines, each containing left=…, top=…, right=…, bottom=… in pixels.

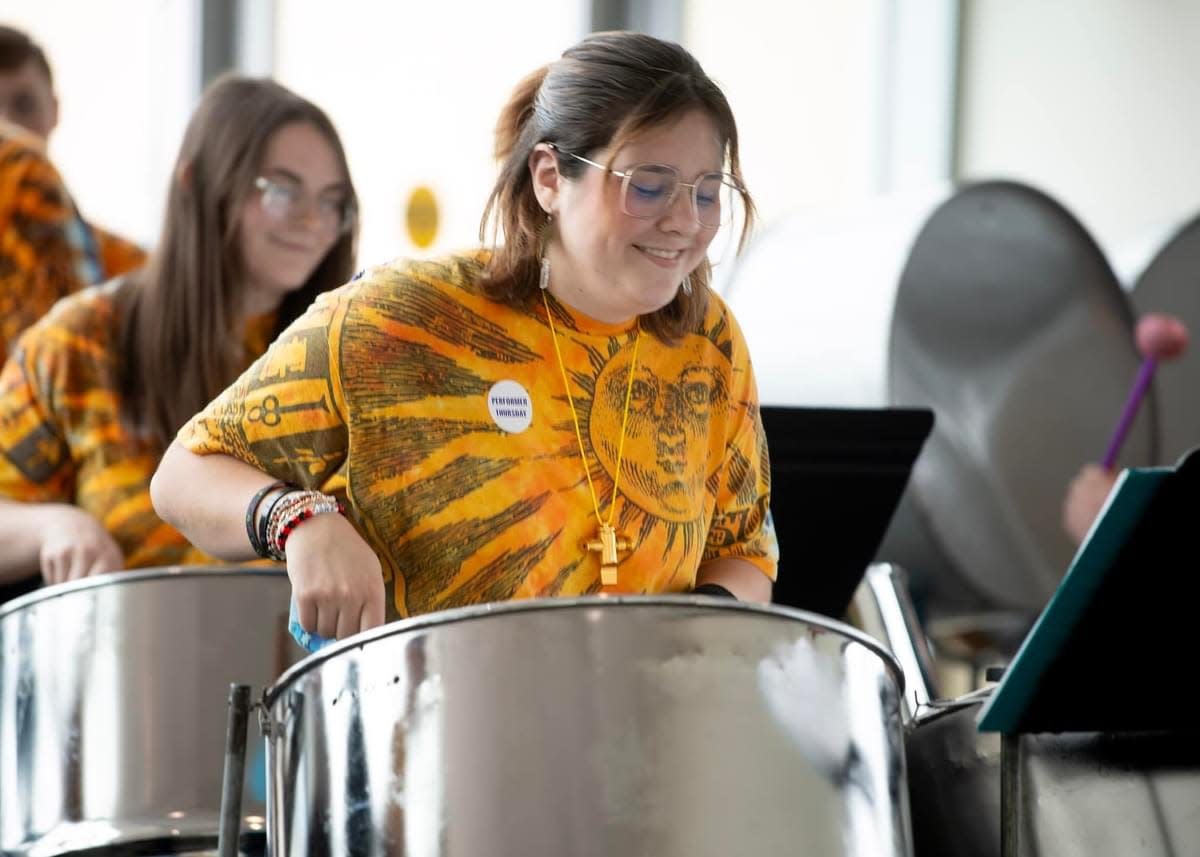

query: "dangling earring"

left=681, top=274, right=693, bottom=296
left=538, top=215, right=553, bottom=291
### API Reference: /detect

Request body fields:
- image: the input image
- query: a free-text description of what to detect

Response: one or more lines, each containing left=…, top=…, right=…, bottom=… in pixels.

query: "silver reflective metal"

left=263, top=596, right=913, bottom=857
left=0, top=568, right=299, bottom=856
left=847, top=564, right=939, bottom=721
left=906, top=692, right=1200, bottom=857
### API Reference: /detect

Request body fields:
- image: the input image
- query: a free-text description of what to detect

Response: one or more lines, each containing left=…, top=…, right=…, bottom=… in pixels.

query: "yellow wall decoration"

left=405, top=186, right=439, bottom=249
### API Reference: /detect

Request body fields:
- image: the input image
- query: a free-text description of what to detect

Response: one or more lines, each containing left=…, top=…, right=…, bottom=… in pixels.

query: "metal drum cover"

left=0, top=568, right=298, bottom=856
left=262, top=597, right=912, bottom=857
left=887, top=181, right=1154, bottom=612
left=1131, top=212, right=1200, bottom=465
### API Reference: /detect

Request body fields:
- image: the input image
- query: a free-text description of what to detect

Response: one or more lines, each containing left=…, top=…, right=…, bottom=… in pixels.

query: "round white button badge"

left=487, top=380, right=533, bottom=433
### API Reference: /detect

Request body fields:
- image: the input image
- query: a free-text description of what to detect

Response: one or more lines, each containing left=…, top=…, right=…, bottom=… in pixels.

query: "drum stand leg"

left=1000, top=732, right=1021, bottom=857
left=219, top=683, right=253, bottom=857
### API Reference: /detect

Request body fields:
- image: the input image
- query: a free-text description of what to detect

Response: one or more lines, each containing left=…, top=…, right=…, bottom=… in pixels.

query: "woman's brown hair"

left=118, top=74, right=358, bottom=449
left=480, top=31, right=755, bottom=342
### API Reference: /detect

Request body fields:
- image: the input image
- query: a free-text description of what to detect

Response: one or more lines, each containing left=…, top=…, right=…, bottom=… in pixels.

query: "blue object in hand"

left=288, top=597, right=333, bottom=653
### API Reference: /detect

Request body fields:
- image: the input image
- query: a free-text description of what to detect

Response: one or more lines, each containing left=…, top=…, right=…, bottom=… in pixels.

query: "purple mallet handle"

left=1102, top=356, right=1157, bottom=469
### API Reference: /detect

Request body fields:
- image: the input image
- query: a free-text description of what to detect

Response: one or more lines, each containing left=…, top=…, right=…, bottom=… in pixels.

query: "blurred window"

left=273, top=1, right=588, bottom=268
left=4, top=1, right=200, bottom=247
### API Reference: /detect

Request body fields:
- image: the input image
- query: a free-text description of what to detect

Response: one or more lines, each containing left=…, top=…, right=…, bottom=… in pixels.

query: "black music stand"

left=760, top=405, right=934, bottom=619
left=972, top=450, right=1200, bottom=857
left=978, top=447, right=1200, bottom=735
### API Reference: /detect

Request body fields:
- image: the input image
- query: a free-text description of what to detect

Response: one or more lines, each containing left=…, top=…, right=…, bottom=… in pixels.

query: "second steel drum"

left=0, top=568, right=299, bottom=856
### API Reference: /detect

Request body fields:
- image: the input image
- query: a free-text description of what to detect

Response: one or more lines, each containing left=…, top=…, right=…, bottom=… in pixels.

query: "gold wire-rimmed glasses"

left=548, top=143, right=743, bottom=228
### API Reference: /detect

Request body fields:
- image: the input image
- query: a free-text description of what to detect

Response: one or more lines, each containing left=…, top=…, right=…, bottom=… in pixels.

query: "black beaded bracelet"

left=258, top=486, right=302, bottom=559
left=245, top=481, right=289, bottom=557
left=692, top=582, right=736, bottom=599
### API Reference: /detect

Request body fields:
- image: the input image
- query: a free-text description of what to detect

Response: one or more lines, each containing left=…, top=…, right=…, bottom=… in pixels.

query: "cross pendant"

left=583, top=522, right=631, bottom=585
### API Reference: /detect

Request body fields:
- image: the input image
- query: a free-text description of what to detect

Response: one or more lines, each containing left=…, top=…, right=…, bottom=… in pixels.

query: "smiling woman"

left=528, top=109, right=738, bottom=325
left=0, top=75, right=357, bottom=597
left=151, top=32, right=777, bottom=644
left=238, top=123, right=355, bottom=315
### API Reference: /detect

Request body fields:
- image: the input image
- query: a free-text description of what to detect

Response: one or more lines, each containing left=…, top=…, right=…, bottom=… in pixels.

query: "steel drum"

left=0, top=568, right=298, bottom=856
left=261, top=597, right=913, bottom=857
left=851, top=558, right=1200, bottom=857
left=906, top=692, right=1200, bottom=857
left=887, top=180, right=1154, bottom=614
left=844, top=564, right=938, bottom=723
left=718, top=186, right=967, bottom=615
left=1131, top=212, right=1200, bottom=464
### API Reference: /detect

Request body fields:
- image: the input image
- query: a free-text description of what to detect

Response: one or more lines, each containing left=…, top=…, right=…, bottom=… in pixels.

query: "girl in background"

left=0, top=74, right=358, bottom=597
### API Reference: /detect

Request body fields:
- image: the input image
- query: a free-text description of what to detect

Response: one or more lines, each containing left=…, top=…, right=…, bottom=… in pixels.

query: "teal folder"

left=977, top=456, right=1187, bottom=734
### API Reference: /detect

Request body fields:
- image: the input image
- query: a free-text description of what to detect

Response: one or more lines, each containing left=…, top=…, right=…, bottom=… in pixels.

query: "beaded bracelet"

left=245, top=480, right=291, bottom=557
left=269, top=494, right=342, bottom=561
left=264, top=492, right=318, bottom=560
left=258, top=487, right=303, bottom=558
left=275, top=499, right=344, bottom=558
left=264, top=490, right=343, bottom=561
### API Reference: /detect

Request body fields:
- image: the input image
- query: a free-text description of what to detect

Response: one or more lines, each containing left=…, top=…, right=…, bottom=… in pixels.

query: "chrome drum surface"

left=264, top=596, right=912, bottom=857
left=0, top=568, right=298, bottom=855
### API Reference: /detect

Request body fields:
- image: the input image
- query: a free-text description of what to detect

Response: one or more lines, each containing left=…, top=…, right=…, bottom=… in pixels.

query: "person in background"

left=152, top=31, right=777, bottom=645
left=0, top=116, right=101, bottom=355
left=0, top=23, right=146, bottom=347
left=0, top=25, right=57, bottom=140
left=0, top=74, right=358, bottom=601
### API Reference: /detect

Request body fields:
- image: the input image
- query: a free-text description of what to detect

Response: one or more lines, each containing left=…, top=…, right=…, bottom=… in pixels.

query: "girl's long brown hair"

left=118, top=75, right=358, bottom=449
left=480, top=31, right=756, bottom=343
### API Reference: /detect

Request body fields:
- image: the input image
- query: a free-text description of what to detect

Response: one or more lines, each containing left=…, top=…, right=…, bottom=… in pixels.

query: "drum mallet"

left=1101, top=312, right=1188, bottom=469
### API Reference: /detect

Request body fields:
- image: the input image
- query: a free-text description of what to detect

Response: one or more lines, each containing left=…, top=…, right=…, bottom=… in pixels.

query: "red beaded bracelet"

left=271, top=499, right=345, bottom=559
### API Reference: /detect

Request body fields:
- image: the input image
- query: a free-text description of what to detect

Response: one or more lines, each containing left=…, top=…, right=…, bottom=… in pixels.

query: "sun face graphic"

left=557, top=330, right=731, bottom=557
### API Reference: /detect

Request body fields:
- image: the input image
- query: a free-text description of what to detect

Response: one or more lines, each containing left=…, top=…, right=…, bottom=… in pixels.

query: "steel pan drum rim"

left=263, top=595, right=905, bottom=707
left=0, top=565, right=288, bottom=621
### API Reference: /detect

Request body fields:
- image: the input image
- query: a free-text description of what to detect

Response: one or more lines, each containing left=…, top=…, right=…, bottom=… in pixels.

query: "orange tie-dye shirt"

left=0, top=132, right=146, bottom=356
left=179, top=253, right=778, bottom=620
left=0, top=278, right=276, bottom=567
left=90, top=223, right=148, bottom=282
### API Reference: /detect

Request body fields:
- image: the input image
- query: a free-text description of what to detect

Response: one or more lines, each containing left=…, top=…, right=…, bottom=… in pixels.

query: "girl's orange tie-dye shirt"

left=179, top=253, right=778, bottom=620
left=0, top=278, right=275, bottom=567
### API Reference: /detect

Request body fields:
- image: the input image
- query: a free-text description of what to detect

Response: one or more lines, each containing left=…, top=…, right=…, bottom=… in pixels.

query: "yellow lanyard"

left=542, top=290, right=642, bottom=583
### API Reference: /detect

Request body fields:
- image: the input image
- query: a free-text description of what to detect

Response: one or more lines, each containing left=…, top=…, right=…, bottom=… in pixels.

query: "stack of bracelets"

left=245, top=481, right=344, bottom=561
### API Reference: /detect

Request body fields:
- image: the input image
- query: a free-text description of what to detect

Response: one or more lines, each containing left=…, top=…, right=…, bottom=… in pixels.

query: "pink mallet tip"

left=1135, top=313, right=1189, bottom=361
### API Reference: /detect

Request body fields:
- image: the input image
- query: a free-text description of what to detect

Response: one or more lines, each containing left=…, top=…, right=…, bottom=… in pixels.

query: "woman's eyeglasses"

left=550, top=144, right=743, bottom=228
left=254, top=175, right=356, bottom=236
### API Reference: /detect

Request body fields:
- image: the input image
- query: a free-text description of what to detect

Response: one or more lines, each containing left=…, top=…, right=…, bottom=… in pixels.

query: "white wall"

left=706, top=1, right=958, bottom=406
left=272, top=0, right=588, bottom=270
left=957, top=0, right=1200, bottom=278
left=684, top=1, right=880, bottom=229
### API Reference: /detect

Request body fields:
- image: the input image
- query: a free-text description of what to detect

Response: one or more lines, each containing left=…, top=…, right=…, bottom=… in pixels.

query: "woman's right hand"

left=39, top=505, right=125, bottom=584
left=285, top=511, right=386, bottom=641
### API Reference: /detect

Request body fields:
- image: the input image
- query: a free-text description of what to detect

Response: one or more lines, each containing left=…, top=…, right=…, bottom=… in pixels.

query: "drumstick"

left=1101, top=312, right=1188, bottom=470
